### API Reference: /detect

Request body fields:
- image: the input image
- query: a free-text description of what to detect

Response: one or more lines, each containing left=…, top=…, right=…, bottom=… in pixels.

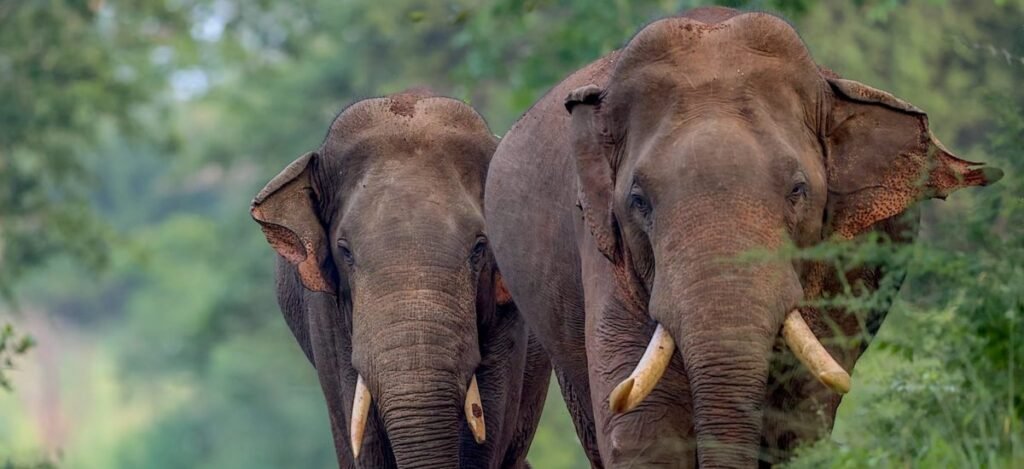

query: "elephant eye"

left=788, top=182, right=808, bottom=205
left=337, top=239, right=355, bottom=267
left=630, top=193, right=651, bottom=216
left=470, top=236, right=488, bottom=268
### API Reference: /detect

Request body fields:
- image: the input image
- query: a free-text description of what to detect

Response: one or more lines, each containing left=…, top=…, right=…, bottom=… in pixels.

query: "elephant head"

left=565, top=13, right=1001, bottom=466
left=251, top=91, right=499, bottom=467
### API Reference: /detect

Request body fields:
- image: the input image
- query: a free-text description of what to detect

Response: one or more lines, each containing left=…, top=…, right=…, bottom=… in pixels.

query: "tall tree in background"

left=0, top=0, right=204, bottom=390
left=0, top=0, right=203, bottom=295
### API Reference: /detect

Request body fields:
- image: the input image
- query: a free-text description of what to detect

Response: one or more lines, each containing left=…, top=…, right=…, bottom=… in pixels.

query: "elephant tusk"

left=609, top=323, right=675, bottom=414
left=782, top=309, right=851, bottom=394
left=464, top=375, right=486, bottom=444
left=350, top=375, right=371, bottom=459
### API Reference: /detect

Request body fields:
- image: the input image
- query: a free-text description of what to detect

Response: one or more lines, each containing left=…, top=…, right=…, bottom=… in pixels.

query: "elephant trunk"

left=650, top=236, right=800, bottom=467
left=376, top=367, right=463, bottom=468
left=676, top=309, right=774, bottom=467
left=351, top=284, right=482, bottom=468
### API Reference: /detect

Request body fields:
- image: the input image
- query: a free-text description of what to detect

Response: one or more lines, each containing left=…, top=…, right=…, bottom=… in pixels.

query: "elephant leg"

left=306, top=292, right=394, bottom=469
left=306, top=293, right=359, bottom=469
left=760, top=340, right=842, bottom=464
left=502, top=331, right=552, bottom=468
left=585, top=305, right=695, bottom=468
left=552, top=368, right=604, bottom=468
left=275, top=257, right=316, bottom=365
left=466, top=305, right=530, bottom=467
left=579, top=231, right=695, bottom=468
left=279, top=256, right=394, bottom=467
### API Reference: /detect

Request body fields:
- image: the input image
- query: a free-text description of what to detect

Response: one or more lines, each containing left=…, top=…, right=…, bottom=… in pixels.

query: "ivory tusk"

left=609, top=323, right=675, bottom=414
left=465, top=375, right=486, bottom=444
left=782, top=309, right=851, bottom=394
left=350, top=375, right=371, bottom=459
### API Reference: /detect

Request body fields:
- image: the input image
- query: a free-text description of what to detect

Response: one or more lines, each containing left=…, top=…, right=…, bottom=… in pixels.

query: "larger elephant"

left=252, top=90, right=551, bottom=468
left=485, top=7, right=1001, bottom=468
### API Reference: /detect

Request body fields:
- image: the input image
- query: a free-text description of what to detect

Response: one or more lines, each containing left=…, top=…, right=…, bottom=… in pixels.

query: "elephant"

left=484, top=6, right=1002, bottom=468
left=251, top=90, right=551, bottom=468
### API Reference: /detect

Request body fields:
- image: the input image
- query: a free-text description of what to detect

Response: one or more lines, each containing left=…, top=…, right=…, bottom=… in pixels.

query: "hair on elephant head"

left=564, top=11, right=1002, bottom=467
left=250, top=90, right=512, bottom=468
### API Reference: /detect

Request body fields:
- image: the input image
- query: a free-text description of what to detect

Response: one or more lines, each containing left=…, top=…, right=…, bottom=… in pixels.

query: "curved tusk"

left=350, top=375, right=371, bottom=459
left=464, top=375, right=486, bottom=444
left=609, top=323, right=675, bottom=414
left=782, top=309, right=851, bottom=394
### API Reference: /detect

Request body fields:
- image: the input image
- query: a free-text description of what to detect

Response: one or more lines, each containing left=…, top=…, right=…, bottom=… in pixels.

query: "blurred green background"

left=0, top=0, right=1021, bottom=467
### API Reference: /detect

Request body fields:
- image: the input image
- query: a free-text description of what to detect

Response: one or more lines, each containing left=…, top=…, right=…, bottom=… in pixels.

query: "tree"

left=0, top=0, right=208, bottom=391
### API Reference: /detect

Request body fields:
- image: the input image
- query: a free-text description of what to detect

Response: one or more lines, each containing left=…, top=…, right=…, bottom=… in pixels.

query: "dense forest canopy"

left=1, top=0, right=1021, bottom=467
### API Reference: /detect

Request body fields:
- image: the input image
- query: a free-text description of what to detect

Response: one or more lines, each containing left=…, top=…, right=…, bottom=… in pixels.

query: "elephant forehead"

left=606, top=13, right=826, bottom=119
left=343, top=161, right=484, bottom=233
left=324, top=94, right=496, bottom=157
left=617, top=12, right=816, bottom=72
left=315, top=125, right=491, bottom=209
left=314, top=95, right=497, bottom=199
left=322, top=121, right=494, bottom=171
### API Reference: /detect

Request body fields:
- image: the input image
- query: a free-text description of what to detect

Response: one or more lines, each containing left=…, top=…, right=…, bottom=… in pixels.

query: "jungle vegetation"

left=0, top=0, right=1020, bottom=467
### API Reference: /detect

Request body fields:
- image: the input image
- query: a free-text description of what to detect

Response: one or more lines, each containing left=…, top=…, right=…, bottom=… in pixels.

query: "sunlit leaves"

left=0, top=323, right=34, bottom=391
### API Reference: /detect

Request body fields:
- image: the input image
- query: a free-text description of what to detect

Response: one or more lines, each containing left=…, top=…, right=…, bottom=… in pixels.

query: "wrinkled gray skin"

left=253, top=91, right=551, bottom=468
left=486, top=7, right=1000, bottom=468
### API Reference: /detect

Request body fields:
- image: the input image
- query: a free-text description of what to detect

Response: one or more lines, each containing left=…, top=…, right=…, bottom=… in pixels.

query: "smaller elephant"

left=251, top=90, right=550, bottom=468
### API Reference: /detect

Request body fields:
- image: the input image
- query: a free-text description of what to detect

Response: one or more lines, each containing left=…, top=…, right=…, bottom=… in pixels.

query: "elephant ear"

left=823, top=78, right=1003, bottom=239
left=251, top=152, right=336, bottom=294
left=565, top=84, right=620, bottom=263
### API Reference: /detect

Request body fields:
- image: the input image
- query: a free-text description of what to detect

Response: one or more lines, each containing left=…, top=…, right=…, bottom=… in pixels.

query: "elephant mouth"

left=608, top=308, right=850, bottom=414
left=348, top=373, right=487, bottom=459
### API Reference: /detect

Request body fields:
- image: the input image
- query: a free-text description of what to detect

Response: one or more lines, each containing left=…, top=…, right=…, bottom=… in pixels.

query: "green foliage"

left=0, top=0, right=209, bottom=392
left=0, top=0, right=1020, bottom=468
left=1, top=460, right=56, bottom=469
left=784, top=93, right=1023, bottom=469
left=0, top=0, right=205, bottom=296
left=781, top=1, right=1024, bottom=462
left=0, top=324, right=34, bottom=391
